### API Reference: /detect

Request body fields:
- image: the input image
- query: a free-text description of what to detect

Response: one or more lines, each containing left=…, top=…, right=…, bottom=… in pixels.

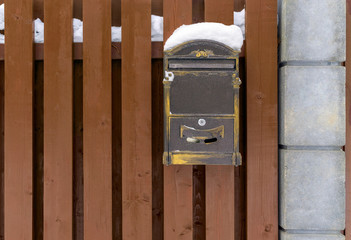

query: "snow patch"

left=0, top=4, right=4, bottom=30
left=111, top=26, right=122, bottom=42
left=34, top=18, right=44, bottom=43
left=0, top=2, right=245, bottom=45
left=151, top=15, right=163, bottom=41
left=164, top=22, right=243, bottom=51
left=73, top=18, right=83, bottom=42
left=234, top=8, right=245, bottom=39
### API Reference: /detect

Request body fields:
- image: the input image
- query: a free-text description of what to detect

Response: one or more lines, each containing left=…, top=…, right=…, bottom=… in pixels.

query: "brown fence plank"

left=206, top=167, right=235, bottom=240
left=121, top=0, right=152, bottom=239
left=83, top=0, right=112, bottom=239
left=163, top=0, right=193, bottom=239
left=246, top=0, right=278, bottom=240
left=4, top=0, right=33, bottom=239
left=204, top=0, right=234, bottom=23
left=346, top=0, right=350, bottom=238
left=164, top=0, right=192, bottom=40
left=43, top=0, right=73, bottom=240
left=204, top=1, right=235, bottom=239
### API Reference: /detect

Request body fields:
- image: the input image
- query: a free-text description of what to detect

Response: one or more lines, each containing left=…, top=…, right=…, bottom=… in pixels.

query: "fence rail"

left=0, top=0, right=283, bottom=239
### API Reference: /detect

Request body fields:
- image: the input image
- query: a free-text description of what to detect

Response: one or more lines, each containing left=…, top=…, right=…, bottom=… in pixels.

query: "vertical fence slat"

left=121, top=0, right=152, bottom=239
left=246, top=0, right=278, bottom=240
left=163, top=1, right=193, bottom=240
left=4, top=0, right=33, bottom=239
left=206, top=167, right=235, bottom=240
left=346, top=0, right=350, bottom=238
left=204, top=1, right=235, bottom=239
left=83, top=0, right=112, bottom=239
left=43, top=0, right=73, bottom=240
left=204, top=0, right=234, bottom=23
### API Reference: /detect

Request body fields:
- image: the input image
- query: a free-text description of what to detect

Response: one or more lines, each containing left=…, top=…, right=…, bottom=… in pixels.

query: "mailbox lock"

left=198, top=119, right=206, bottom=126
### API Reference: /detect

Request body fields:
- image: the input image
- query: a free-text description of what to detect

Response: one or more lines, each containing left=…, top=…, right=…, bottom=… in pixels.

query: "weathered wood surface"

left=121, top=0, right=152, bottom=239
left=246, top=0, right=278, bottom=240
left=4, top=0, right=33, bottom=240
left=83, top=0, right=112, bottom=239
left=43, top=0, right=73, bottom=239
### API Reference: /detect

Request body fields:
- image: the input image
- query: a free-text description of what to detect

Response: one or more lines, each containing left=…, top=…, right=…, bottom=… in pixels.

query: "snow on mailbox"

left=163, top=23, right=244, bottom=166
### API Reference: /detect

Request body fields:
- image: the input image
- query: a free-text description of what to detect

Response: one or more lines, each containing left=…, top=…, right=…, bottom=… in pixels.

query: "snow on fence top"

left=0, top=3, right=245, bottom=44
left=164, top=22, right=244, bottom=51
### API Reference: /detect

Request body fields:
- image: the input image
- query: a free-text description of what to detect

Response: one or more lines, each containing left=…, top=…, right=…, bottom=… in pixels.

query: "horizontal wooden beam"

left=0, top=41, right=245, bottom=60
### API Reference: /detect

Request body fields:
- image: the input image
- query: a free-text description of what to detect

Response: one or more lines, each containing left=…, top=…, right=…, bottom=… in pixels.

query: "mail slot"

left=163, top=40, right=242, bottom=166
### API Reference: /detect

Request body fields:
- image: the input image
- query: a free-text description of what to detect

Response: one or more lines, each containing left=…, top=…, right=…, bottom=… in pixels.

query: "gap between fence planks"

left=204, top=1, right=236, bottom=239
left=246, top=0, right=279, bottom=240
left=83, top=0, right=112, bottom=239
left=4, top=0, right=33, bottom=240
left=43, top=1, right=73, bottom=240
left=163, top=0, right=193, bottom=240
left=121, top=0, right=152, bottom=239
left=346, top=0, right=350, bottom=238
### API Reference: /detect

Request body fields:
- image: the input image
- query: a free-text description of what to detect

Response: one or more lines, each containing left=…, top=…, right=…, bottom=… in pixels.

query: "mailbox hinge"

left=233, top=152, right=242, bottom=167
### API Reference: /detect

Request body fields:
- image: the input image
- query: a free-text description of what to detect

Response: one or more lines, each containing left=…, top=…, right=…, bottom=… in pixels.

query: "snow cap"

left=164, top=22, right=244, bottom=51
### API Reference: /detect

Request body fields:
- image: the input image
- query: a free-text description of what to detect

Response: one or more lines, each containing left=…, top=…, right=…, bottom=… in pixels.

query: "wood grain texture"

left=206, top=167, right=235, bottom=240
left=4, top=0, right=33, bottom=239
left=83, top=0, right=112, bottom=239
left=204, top=0, right=234, bottom=23
left=204, top=1, right=236, bottom=239
left=43, top=1, right=73, bottom=239
left=6, top=0, right=34, bottom=237
left=246, top=0, right=278, bottom=240
left=163, top=0, right=193, bottom=239
left=164, top=0, right=192, bottom=40
left=164, top=166, right=193, bottom=240
left=346, top=0, right=350, bottom=238
left=121, top=0, right=152, bottom=239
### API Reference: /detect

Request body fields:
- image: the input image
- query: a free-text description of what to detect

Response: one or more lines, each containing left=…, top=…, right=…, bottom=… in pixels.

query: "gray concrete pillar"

left=278, top=0, right=346, bottom=239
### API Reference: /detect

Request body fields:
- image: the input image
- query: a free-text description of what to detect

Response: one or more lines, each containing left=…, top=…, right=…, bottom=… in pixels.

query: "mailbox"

left=163, top=40, right=242, bottom=166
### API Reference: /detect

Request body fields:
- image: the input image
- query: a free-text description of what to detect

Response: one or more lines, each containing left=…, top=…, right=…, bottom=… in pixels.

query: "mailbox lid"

left=169, top=117, right=235, bottom=152
left=169, top=73, right=235, bottom=114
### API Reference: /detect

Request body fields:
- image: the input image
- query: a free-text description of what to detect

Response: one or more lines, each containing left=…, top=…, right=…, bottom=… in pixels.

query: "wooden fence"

left=2, top=0, right=346, bottom=240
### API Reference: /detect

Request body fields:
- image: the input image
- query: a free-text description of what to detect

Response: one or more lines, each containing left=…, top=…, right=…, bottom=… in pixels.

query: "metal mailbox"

left=163, top=40, right=242, bottom=166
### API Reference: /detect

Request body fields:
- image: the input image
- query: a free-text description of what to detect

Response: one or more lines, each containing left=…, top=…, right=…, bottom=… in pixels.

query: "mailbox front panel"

left=163, top=40, right=242, bottom=166
left=170, top=73, right=234, bottom=114
left=169, top=117, right=235, bottom=152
